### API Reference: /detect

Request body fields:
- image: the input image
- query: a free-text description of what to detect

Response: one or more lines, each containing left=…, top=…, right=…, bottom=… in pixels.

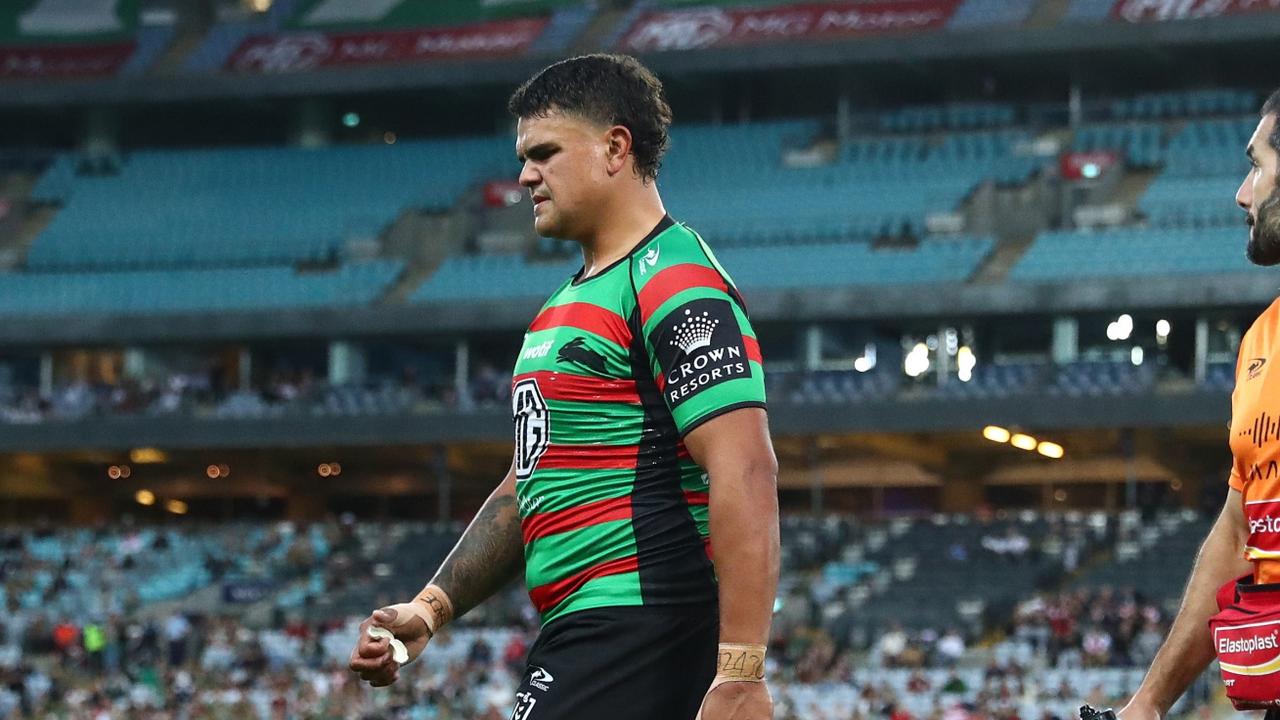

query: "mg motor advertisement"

left=619, top=0, right=962, bottom=53
left=227, top=17, right=549, bottom=73
left=1111, top=0, right=1280, bottom=22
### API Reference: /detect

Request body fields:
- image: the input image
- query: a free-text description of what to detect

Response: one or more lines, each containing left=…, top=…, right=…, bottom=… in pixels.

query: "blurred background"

left=0, top=0, right=1276, bottom=718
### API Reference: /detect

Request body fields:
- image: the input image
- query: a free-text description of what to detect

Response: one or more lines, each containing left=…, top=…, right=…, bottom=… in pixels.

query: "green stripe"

left=516, top=467, right=633, bottom=515
left=540, top=571, right=644, bottom=624
left=543, top=397, right=645, bottom=445
left=670, top=360, right=766, bottom=432
left=687, top=505, right=709, bottom=537
left=525, top=519, right=636, bottom=588
left=545, top=264, right=640, bottom=312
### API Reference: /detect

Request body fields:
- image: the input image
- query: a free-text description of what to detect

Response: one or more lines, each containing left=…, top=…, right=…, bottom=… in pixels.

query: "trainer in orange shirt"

left=1120, top=89, right=1280, bottom=720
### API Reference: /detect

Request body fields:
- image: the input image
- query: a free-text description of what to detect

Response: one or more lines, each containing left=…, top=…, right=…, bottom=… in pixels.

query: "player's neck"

left=577, top=190, right=666, bottom=279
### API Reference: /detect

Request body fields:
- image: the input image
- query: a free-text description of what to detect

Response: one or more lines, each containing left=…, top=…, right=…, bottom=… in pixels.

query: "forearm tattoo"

left=430, top=491, right=524, bottom=619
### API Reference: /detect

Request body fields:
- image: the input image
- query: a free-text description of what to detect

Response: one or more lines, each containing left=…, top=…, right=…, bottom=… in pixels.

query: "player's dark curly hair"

left=1265, top=88, right=1280, bottom=168
left=507, top=54, right=672, bottom=182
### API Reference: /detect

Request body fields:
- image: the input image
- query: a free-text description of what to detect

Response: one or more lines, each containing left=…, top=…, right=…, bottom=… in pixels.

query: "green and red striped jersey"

left=511, top=215, right=766, bottom=625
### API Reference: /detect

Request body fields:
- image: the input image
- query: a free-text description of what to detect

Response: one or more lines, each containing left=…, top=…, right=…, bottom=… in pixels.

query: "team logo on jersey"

left=512, top=379, right=549, bottom=480
left=556, top=337, right=607, bottom=373
left=529, top=666, right=555, bottom=691
left=1250, top=358, right=1268, bottom=381
left=511, top=691, right=538, bottom=720
left=639, top=245, right=660, bottom=275
left=650, top=298, right=751, bottom=408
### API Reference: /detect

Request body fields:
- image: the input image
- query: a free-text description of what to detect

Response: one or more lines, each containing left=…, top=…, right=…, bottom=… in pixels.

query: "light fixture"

left=1131, top=347, right=1144, bottom=366
left=135, top=489, right=156, bottom=506
left=1037, top=441, right=1064, bottom=459
left=165, top=499, right=188, bottom=515
left=1156, top=319, right=1171, bottom=338
left=983, top=426, right=1011, bottom=443
left=1010, top=433, right=1038, bottom=451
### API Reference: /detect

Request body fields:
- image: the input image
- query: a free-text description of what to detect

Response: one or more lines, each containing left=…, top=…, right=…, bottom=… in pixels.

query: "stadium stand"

left=27, top=138, right=508, bottom=270
left=0, top=511, right=1205, bottom=718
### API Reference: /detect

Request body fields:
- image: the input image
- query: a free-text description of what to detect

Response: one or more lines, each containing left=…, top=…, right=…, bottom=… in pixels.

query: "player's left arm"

left=685, top=407, right=778, bottom=720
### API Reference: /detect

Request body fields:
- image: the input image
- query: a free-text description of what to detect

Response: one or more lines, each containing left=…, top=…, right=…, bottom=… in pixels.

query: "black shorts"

left=510, top=604, right=718, bottom=720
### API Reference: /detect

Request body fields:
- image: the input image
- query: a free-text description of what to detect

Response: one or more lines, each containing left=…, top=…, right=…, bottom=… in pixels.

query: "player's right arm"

left=349, top=460, right=524, bottom=687
left=1119, top=487, right=1251, bottom=720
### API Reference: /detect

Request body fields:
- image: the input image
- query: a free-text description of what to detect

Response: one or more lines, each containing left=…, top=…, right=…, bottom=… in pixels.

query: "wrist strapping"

left=714, top=643, right=767, bottom=683
left=695, top=644, right=768, bottom=720
left=386, top=584, right=454, bottom=640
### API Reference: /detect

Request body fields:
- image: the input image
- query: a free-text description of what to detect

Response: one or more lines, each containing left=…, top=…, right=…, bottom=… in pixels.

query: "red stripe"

left=522, top=496, right=633, bottom=544
left=529, top=302, right=632, bottom=347
left=513, top=371, right=640, bottom=404
left=677, top=443, right=691, bottom=460
left=539, top=443, right=640, bottom=470
left=743, top=336, right=762, bottom=364
left=704, top=536, right=713, bottom=561
left=638, top=264, right=729, bottom=325
left=684, top=490, right=709, bottom=506
left=529, top=554, right=640, bottom=613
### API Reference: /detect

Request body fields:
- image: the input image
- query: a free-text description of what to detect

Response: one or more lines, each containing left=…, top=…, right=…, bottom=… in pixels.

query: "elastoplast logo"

left=1220, top=631, right=1280, bottom=656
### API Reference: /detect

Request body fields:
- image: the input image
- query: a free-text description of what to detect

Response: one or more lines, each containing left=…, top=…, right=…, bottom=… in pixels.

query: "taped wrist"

left=411, top=584, right=454, bottom=637
left=714, top=643, right=767, bottom=682
left=386, top=584, right=454, bottom=639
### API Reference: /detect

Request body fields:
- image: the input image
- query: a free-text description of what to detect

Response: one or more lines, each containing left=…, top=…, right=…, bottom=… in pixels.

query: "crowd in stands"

left=0, top=511, right=1214, bottom=719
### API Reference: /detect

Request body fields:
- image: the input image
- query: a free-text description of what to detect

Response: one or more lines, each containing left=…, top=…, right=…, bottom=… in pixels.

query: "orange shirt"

left=1230, top=298, right=1280, bottom=582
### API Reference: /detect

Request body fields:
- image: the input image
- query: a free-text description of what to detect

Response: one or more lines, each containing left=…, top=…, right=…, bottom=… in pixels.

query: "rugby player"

left=349, top=54, right=780, bottom=720
left=1119, top=89, right=1280, bottom=719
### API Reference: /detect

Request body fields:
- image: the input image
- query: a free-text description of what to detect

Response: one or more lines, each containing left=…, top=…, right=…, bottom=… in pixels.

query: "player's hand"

left=696, top=680, right=773, bottom=720
left=1116, top=699, right=1161, bottom=720
left=348, top=605, right=431, bottom=687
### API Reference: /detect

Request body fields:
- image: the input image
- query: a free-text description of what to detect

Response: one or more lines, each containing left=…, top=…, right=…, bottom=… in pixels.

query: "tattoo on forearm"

left=431, top=492, right=523, bottom=619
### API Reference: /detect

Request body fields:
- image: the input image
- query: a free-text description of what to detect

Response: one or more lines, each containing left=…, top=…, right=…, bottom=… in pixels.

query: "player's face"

left=1238, top=113, right=1280, bottom=266
left=515, top=112, right=612, bottom=240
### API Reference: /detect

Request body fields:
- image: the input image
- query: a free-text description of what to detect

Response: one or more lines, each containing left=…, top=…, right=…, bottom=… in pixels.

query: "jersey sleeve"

left=632, top=229, right=766, bottom=436
left=1230, top=333, right=1248, bottom=493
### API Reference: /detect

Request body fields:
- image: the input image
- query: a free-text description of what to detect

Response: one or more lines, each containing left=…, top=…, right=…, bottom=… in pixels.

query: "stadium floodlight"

left=904, top=343, right=930, bottom=378
left=957, top=346, right=976, bottom=382
left=1037, top=441, right=1065, bottom=459
left=1010, top=433, right=1038, bottom=451
left=982, top=426, right=1011, bottom=443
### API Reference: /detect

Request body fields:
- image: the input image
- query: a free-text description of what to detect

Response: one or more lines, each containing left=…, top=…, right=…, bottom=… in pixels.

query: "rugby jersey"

left=510, top=215, right=766, bottom=624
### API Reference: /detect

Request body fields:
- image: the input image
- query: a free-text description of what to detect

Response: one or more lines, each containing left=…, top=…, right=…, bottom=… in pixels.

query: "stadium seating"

left=27, top=138, right=509, bottom=270
left=1073, top=122, right=1164, bottom=168
left=0, top=260, right=402, bottom=316
left=1010, top=226, right=1261, bottom=281
left=411, top=237, right=993, bottom=302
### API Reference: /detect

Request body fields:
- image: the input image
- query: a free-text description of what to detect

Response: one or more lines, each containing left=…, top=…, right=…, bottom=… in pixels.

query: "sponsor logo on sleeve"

left=1250, top=358, right=1268, bottom=381
left=1245, top=499, right=1280, bottom=559
left=650, top=298, right=751, bottom=408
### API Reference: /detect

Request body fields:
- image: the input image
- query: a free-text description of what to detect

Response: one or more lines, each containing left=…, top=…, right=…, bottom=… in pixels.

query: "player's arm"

left=1120, top=487, right=1251, bottom=720
left=685, top=407, right=779, bottom=719
left=350, top=461, right=523, bottom=686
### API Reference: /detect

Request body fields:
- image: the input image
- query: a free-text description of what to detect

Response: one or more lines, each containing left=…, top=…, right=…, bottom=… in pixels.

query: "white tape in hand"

left=367, top=625, right=409, bottom=664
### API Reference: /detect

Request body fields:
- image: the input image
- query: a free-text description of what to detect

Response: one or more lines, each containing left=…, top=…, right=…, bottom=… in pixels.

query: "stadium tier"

left=28, top=139, right=508, bottom=270
left=0, top=511, right=1204, bottom=718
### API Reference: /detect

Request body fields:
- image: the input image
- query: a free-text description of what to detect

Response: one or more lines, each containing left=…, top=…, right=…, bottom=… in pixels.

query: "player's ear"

left=604, top=125, right=633, bottom=176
